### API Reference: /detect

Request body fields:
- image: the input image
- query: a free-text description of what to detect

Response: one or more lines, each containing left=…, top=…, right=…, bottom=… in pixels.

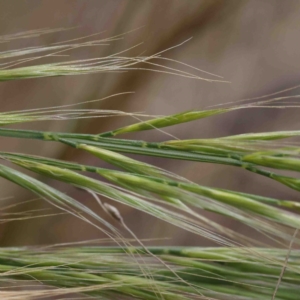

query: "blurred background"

left=1, top=0, right=300, bottom=247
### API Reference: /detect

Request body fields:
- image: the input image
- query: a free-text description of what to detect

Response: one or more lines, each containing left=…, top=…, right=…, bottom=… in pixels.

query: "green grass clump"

left=0, top=29, right=300, bottom=299
left=0, top=246, right=299, bottom=300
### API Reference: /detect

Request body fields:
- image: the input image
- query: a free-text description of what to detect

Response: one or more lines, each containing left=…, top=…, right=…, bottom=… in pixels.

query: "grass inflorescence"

left=0, top=29, right=300, bottom=299
left=0, top=245, right=299, bottom=300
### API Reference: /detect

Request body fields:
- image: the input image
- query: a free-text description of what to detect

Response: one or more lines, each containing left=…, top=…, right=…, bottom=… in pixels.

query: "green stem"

left=0, top=128, right=299, bottom=194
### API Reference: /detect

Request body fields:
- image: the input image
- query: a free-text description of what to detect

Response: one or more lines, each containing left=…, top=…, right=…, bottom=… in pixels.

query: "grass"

left=0, top=29, right=300, bottom=299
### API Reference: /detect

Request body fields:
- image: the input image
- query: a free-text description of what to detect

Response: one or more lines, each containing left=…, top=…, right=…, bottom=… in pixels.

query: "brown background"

left=1, top=0, right=300, bottom=247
